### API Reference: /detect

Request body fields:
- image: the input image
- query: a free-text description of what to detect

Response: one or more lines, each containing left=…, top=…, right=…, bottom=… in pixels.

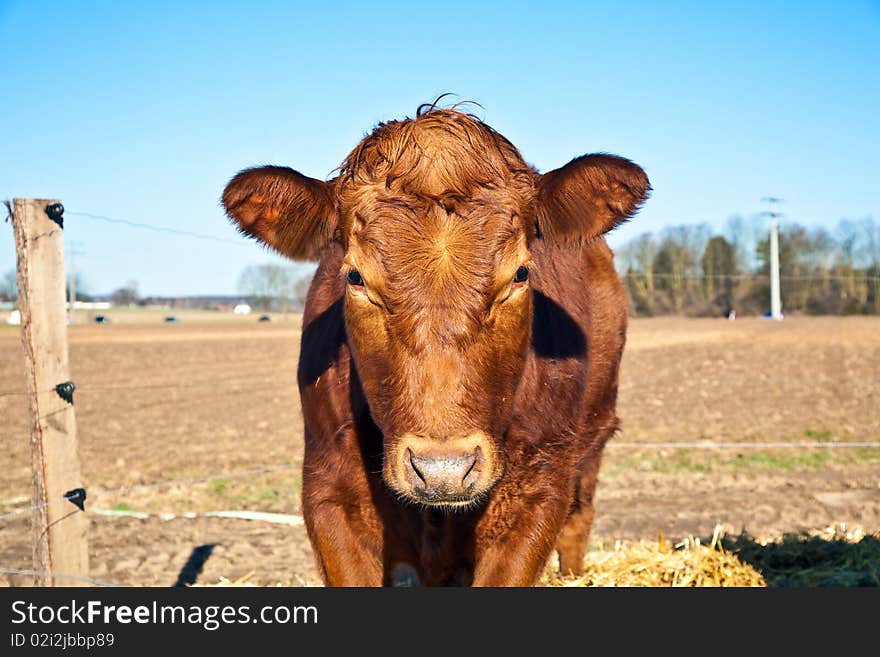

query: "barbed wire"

left=609, top=441, right=880, bottom=449
left=620, top=272, right=880, bottom=282
left=3, top=369, right=877, bottom=403
left=0, top=464, right=298, bottom=522
left=0, top=376, right=299, bottom=400
left=0, top=567, right=124, bottom=587
left=67, top=211, right=249, bottom=247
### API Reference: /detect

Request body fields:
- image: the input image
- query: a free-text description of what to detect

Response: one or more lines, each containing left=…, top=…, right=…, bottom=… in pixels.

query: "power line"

left=67, top=211, right=251, bottom=247
left=67, top=239, right=85, bottom=325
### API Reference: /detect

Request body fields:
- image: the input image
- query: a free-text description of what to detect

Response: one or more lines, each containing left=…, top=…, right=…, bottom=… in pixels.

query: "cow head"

left=222, top=108, right=649, bottom=508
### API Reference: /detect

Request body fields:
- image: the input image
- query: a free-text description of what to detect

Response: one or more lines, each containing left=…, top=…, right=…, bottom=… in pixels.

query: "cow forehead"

left=351, top=197, right=525, bottom=280
left=345, top=197, right=528, bottom=334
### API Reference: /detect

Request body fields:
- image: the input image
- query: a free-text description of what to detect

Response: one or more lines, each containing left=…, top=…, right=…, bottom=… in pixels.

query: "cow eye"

left=513, top=266, right=529, bottom=284
left=347, top=269, right=365, bottom=286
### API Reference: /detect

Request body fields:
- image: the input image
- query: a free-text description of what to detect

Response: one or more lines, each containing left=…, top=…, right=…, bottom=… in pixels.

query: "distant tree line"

left=110, top=279, right=140, bottom=306
left=1, top=269, right=94, bottom=303
left=1, top=264, right=315, bottom=311
left=616, top=217, right=880, bottom=316
left=237, top=264, right=315, bottom=312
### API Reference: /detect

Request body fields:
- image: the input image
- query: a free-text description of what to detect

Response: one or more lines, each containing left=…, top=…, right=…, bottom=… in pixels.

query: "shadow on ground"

left=721, top=533, right=880, bottom=587
left=174, top=544, right=216, bottom=587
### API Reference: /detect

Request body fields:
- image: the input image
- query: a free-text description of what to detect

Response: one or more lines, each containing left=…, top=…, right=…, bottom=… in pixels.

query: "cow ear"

left=536, top=154, right=650, bottom=244
left=222, top=166, right=337, bottom=261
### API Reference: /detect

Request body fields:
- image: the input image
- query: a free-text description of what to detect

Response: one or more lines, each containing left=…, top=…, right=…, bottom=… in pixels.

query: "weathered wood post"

left=11, top=198, right=89, bottom=586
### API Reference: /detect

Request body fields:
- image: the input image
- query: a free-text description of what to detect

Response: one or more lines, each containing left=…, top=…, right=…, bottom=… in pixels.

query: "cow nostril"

left=461, top=446, right=482, bottom=488
left=404, top=448, right=427, bottom=487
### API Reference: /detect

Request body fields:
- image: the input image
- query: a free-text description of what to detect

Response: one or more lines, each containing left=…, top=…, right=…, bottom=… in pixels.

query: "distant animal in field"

left=222, top=103, right=649, bottom=586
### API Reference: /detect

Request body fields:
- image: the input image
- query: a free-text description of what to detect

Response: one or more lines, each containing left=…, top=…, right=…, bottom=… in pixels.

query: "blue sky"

left=1, top=1, right=878, bottom=295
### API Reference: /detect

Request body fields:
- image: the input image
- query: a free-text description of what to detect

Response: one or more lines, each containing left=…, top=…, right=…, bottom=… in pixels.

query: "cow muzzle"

left=388, top=432, right=498, bottom=507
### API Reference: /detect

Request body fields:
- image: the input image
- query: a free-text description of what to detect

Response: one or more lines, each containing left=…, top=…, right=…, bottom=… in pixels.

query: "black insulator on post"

left=45, top=203, right=65, bottom=229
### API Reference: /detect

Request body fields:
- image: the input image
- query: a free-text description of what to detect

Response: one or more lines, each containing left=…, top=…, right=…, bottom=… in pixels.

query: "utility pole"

left=67, top=241, right=84, bottom=325
left=11, top=199, right=89, bottom=586
left=761, top=197, right=784, bottom=320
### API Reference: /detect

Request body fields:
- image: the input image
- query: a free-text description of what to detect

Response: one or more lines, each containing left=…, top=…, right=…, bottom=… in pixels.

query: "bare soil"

left=1, top=316, right=878, bottom=586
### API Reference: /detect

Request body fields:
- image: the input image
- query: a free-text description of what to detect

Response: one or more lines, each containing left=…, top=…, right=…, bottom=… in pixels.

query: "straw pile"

left=544, top=525, right=764, bottom=587
left=545, top=524, right=879, bottom=587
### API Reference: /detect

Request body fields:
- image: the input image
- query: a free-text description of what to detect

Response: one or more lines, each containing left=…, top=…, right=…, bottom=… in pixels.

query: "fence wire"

left=609, top=441, right=880, bottom=449
left=624, top=272, right=880, bottom=282
left=0, top=568, right=124, bottom=587
left=67, top=211, right=249, bottom=247
left=0, top=464, right=297, bottom=522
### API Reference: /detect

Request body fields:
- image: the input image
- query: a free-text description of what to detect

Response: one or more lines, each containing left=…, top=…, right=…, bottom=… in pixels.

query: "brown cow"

left=222, top=105, right=649, bottom=586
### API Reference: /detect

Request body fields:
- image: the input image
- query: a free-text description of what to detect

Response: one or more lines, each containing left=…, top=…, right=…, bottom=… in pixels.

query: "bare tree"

left=65, top=272, right=91, bottom=302
left=724, top=214, right=752, bottom=272
left=654, top=224, right=710, bottom=313
left=701, top=236, right=736, bottom=311
left=293, top=274, right=313, bottom=310
left=862, top=217, right=879, bottom=268
left=238, top=265, right=294, bottom=312
left=0, top=269, right=17, bottom=301
left=110, top=280, right=140, bottom=307
left=618, top=233, right=657, bottom=314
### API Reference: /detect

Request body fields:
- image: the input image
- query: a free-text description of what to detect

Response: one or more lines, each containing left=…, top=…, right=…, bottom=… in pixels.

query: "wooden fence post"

left=11, top=198, right=89, bottom=586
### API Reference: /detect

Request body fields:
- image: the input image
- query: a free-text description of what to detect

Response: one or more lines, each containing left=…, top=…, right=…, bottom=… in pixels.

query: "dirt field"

left=1, top=315, right=878, bottom=586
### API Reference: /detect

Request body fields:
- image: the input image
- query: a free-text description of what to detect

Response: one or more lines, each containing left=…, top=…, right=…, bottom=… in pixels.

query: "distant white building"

left=6, top=310, right=21, bottom=325
left=233, top=303, right=252, bottom=315
left=67, top=301, right=111, bottom=310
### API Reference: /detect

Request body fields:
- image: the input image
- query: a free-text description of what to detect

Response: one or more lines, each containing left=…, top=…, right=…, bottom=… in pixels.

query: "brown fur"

left=222, top=107, right=649, bottom=586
